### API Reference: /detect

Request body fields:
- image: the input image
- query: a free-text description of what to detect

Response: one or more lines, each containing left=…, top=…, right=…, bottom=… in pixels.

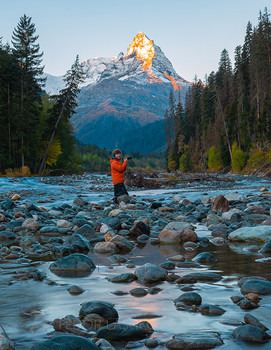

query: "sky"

left=1, top=0, right=270, bottom=82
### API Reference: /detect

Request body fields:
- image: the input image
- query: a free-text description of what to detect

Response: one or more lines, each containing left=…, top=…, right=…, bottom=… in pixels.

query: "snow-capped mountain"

left=45, top=32, right=191, bottom=153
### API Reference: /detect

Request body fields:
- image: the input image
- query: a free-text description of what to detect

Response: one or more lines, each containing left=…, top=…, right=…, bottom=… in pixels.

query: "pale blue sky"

left=1, top=0, right=270, bottom=81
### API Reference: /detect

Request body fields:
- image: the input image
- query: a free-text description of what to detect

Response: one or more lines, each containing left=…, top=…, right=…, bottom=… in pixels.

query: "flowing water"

left=0, top=174, right=271, bottom=349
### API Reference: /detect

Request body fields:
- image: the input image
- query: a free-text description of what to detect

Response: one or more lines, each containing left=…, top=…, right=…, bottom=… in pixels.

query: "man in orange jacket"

left=110, top=149, right=129, bottom=202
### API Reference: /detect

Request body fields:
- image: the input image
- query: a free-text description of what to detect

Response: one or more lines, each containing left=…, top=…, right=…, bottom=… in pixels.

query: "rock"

left=237, top=299, right=259, bottom=310
left=57, top=219, right=71, bottom=228
left=67, top=285, right=85, bottom=295
left=158, top=227, right=197, bottom=245
left=30, top=335, right=99, bottom=349
left=174, top=292, right=202, bottom=306
left=164, top=221, right=194, bottom=230
left=50, top=253, right=96, bottom=275
left=169, top=254, right=185, bottom=262
left=1, top=200, right=15, bottom=210
left=72, top=196, right=89, bottom=208
left=246, top=205, right=267, bottom=214
left=246, top=293, right=261, bottom=303
left=159, top=261, right=175, bottom=270
left=96, top=321, right=153, bottom=340
left=108, top=273, right=137, bottom=283
left=130, top=221, right=150, bottom=237
left=228, top=225, right=271, bottom=242
left=109, top=235, right=134, bottom=252
left=233, top=325, right=271, bottom=343
left=101, top=217, right=121, bottom=231
left=238, top=276, right=268, bottom=287
left=212, top=195, right=229, bottom=213
left=79, top=301, right=118, bottom=323
left=64, top=234, right=92, bottom=252
left=109, top=209, right=123, bottom=217
left=240, top=279, right=271, bottom=295
left=176, top=275, right=198, bottom=284
left=82, top=314, right=108, bottom=331
left=22, top=218, right=40, bottom=232
left=230, top=295, right=244, bottom=304
left=74, top=224, right=96, bottom=239
left=221, top=209, right=242, bottom=221
left=135, top=263, right=167, bottom=284
left=132, top=313, right=162, bottom=319
left=130, top=288, right=148, bottom=297
left=184, top=272, right=222, bottom=282
left=145, top=338, right=159, bottom=347
left=199, top=304, right=226, bottom=316
left=11, top=194, right=21, bottom=201
left=117, top=195, right=130, bottom=204
left=94, top=242, right=117, bottom=254
left=95, top=338, right=115, bottom=350
left=260, top=241, right=271, bottom=254
left=193, top=252, right=217, bottom=265
left=225, top=193, right=246, bottom=203
left=109, top=254, right=128, bottom=264
left=0, top=231, right=17, bottom=245
left=166, top=332, right=223, bottom=349
left=244, top=313, right=269, bottom=331
left=0, top=212, right=6, bottom=222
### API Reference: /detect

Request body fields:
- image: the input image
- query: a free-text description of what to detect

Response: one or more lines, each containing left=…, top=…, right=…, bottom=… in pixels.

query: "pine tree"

left=39, top=55, right=85, bottom=173
left=11, top=14, right=45, bottom=170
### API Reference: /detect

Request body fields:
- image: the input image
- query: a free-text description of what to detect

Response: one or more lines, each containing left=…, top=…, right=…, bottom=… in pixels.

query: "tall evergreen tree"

left=11, top=14, right=45, bottom=169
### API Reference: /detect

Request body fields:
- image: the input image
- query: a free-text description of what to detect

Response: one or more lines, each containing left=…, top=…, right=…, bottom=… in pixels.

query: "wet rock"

left=30, top=335, right=99, bottom=349
left=176, top=261, right=200, bottom=268
left=238, top=276, right=268, bottom=287
left=50, top=253, right=96, bottom=275
left=67, top=285, right=85, bottom=295
left=111, top=290, right=129, bottom=296
left=159, top=261, right=175, bottom=270
left=158, top=228, right=197, bottom=244
left=109, top=254, right=128, bottom=264
left=184, top=272, right=222, bottom=282
left=135, top=263, right=167, bottom=284
left=64, top=234, right=92, bottom=252
left=228, top=225, right=271, bottom=242
left=230, top=295, right=244, bottom=304
left=57, top=219, right=71, bottom=228
left=174, top=292, right=202, bottom=306
left=244, top=314, right=269, bottom=331
left=1, top=200, right=15, bottom=210
left=132, top=313, right=162, bottom=319
left=240, top=279, right=271, bottom=295
left=82, top=313, right=108, bottom=331
left=150, top=202, right=162, bottom=209
left=96, top=321, right=153, bottom=340
left=39, top=226, right=70, bottom=236
left=166, top=331, right=223, bottom=349
left=193, top=252, right=217, bottom=265
left=0, top=213, right=6, bottom=222
left=117, top=195, right=130, bottom=204
left=109, top=235, right=135, bottom=252
left=176, top=275, right=198, bottom=284
left=101, top=217, right=121, bottom=231
left=79, top=301, right=118, bottom=323
left=145, top=338, right=159, bottom=347
left=260, top=241, right=271, bottom=254
left=199, top=304, right=226, bottom=316
left=169, top=255, right=185, bottom=262
left=94, top=242, right=117, bottom=254
left=246, top=214, right=270, bottom=224
left=109, top=209, right=123, bottom=217
left=246, top=293, right=261, bottom=303
left=233, top=324, right=271, bottom=343
left=130, top=221, right=150, bottom=237
left=225, top=193, right=246, bottom=203
left=212, top=195, right=229, bottom=213
left=94, top=338, right=115, bottom=350
left=246, top=205, right=267, bottom=214
left=22, top=218, right=40, bottom=232
left=237, top=299, right=259, bottom=310
left=130, top=287, right=148, bottom=297
left=72, top=196, right=89, bottom=208
left=108, top=273, right=137, bottom=283
left=148, top=287, right=163, bottom=294
left=0, top=231, right=17, bottom=245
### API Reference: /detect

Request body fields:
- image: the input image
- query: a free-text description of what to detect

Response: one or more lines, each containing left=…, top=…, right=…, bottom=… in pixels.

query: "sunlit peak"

left=126, top=32, right=155, bottom=70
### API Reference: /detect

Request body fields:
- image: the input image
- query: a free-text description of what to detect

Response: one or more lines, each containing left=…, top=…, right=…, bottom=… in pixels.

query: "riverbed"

left=0, top=174, right=271, bottom=349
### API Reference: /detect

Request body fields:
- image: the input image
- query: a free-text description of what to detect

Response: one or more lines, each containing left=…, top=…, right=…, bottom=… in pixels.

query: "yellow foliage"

left=5, top=166, right=31, bottom=177
left=231, top=142, right=246, bottom=173
left=168, top=160, right=177, bottom=172
left=207, top=146, right=222, bottom=172
left=46, top=138, right=62, bottom=166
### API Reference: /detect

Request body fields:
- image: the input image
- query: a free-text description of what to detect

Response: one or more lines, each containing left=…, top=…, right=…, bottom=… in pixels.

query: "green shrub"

left=207, top=146, right=222, bottom=172
left=231, top=142, right=246, bottom=172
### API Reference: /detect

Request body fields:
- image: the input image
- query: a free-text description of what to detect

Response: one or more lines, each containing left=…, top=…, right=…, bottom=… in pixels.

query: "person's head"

left=112, top=149, right=121, bottom=160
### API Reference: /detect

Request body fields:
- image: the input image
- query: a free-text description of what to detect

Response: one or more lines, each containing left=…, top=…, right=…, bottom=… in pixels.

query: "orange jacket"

left=110, top=157, right=127, bottom=185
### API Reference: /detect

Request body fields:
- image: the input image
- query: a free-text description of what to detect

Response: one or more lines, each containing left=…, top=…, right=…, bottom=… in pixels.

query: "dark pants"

left=114, top=182, right=128, bottom=200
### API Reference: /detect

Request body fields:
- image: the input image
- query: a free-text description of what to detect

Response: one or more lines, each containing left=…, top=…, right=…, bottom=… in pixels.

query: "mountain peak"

left=126, top=32, right=154, bottom=70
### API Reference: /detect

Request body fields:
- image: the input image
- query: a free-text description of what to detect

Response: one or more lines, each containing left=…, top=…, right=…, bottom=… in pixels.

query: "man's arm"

left=112, top=160, right=127, bottom=172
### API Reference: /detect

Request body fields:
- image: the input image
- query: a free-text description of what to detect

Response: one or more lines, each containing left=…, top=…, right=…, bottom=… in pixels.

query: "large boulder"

left=79, top=301, right=118, bottom=323
left=233, top=325, right=271, bottom=343
left=158, top=221, right=197, bottom=244
left=166, top=332, right=223, bottom=349
left=30, top=335, right=99, bottom=350
left=96, top=321, right=153, bottom=340
left=228, top=226, right=271, bottom=242
left=225, top=193, right=246, bottom=203
left=240, top=279, right=271, bottom=295
left=49, top=253, right=95, bottom=277
left=135, top=263, right=167, bottom=284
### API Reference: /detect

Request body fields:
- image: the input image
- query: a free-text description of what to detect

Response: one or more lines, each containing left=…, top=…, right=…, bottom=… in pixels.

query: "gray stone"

left=135, top=263, right=167, bottom=283
left=228, top=225, right=271, bottom=242
left=30, top=335, right=99, bottom=349
left=96, top=321, right=153, bottom=340
left=225, top=193, right=246, bottom=203
left=233, top=325, right=271, bottom=343
left=244, top=313, right=269, bottom=331
left=50, top=253, right=95, bottom=275
left=64, top=234, right=91, bottom=252
left=74, top=224, right=96, bottom=239
left=72, top=197, right=89, bottom=208
left=166, top=332, right=223, bottom=349
left=79, top=301, right=118, bottom=323
left=185, top=272, right=222, bottom=282
left=193, top=252, right=217, bottom=265
left=174, top=292, right=202, bottom=306
left=199, top=304, right=226, bottom=316
left=240, top=279, right=271, bottom=295
left=108, top=273, right=137, bottom=283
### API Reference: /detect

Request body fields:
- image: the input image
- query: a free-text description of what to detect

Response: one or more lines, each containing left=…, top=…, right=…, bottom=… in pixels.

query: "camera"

left=121, top=156, right=132, bottom=160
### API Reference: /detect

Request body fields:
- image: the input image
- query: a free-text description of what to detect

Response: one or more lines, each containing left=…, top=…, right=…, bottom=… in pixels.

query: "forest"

left=165, top=7, right=271, bottom=175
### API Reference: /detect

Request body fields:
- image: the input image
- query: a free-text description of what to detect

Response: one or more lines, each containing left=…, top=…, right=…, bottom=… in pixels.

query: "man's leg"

left=114, top=183, right=128, bottom=199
